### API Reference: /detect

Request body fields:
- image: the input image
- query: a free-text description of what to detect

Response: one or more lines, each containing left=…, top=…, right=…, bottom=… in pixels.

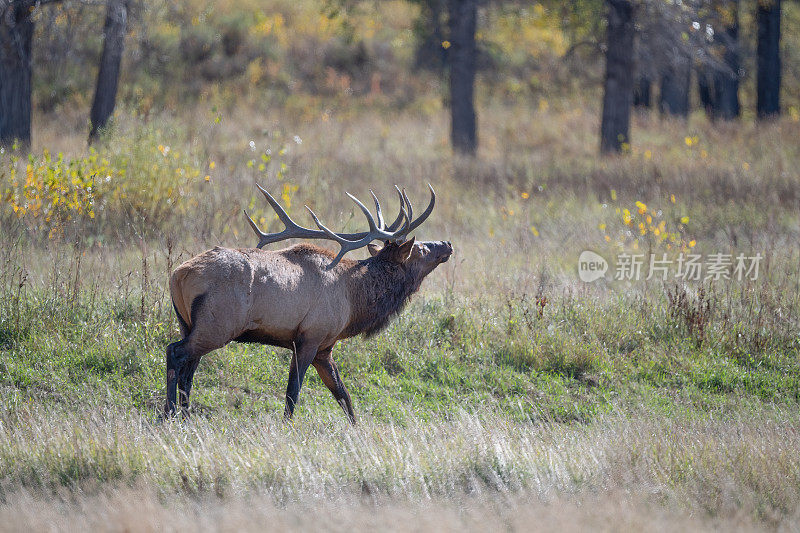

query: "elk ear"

left=367, top=243, right=381, bottom=257
left=395, top=237, right=415, bottom=263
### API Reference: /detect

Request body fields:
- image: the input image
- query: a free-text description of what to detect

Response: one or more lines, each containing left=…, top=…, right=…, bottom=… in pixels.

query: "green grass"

left=1, top=276, right=798, bottom=427
left=4, top=59, right=800, bottom=527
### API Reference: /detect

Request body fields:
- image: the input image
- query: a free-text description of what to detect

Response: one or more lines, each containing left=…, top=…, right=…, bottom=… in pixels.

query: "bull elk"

left=165, top=184, right=452, bottom=423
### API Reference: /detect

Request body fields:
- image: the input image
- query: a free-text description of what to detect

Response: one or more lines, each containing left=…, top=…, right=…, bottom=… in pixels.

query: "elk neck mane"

left=342, top=255, right=421, bottom=339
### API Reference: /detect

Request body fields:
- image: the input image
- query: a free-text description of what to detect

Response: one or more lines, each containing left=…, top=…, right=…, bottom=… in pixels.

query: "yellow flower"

left=209, top=161, right=216, bottom=169
left=680, top=216, right=689, bottom=224
left=604, top=235, right=611, bottom=242
left=530, top=226, right=539, bottom=237
left=623, top=208, right=631, bottom=225
left=441, top=40, right=451, bottom=49
left=684, top=136, right=693, bottom=147
left=743, top=162, right=750, bottom=171
left=646, top=215, right=652, bottom=224
left=689, top=240, right=696, bottom=248
left=610, top=189, right=617, bottom=201
left=598, top=223, right=606, bottom=230
left=644, top=149, right=652, bottom=159
left=204, top=175, right=210, bottom=182
left=538, top=98, right=549, bottom=112
left=521, top=192, right=529, bottom=199
left=635, top=201, right=647, bottom=215
left=670, top=194, right=676, bottom=204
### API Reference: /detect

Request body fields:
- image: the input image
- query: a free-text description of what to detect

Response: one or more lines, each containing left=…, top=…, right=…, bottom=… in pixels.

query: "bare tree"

left=89, top=0, right=129, bottom=141
left=713, top=0, right=740, bottom=119
left=756, top=0, right=780, bottom=118
left=634, top=0, right=733, bottom=120
left=447, top=0, right=477, bottom=155
left=600, top=0, right=635, bottom=154
left=660, top=61, right=691, bottom=117
left=0, top=1, right=36, bottom=149
left=696, top=0, right=740, bottom=120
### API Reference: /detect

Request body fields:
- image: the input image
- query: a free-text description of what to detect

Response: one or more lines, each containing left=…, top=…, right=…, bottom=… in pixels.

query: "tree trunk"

left=447, top=0, right=477, bottom=156
left=659, top=62, right=691, bottom=118
left=697, top=67, right=715, bottom=117
left=756, top=0, right=780, bottom=119
left=414, top=0, right=448, bottom=72
left=89, top=0, right=128, bottom=141
left=600, top=0, right=635, bottom=154
left=0, top=4, right=34, bottom=149
left=633, top=75, right=651, bottom=108
left=714, top=0, right=740, bottom=120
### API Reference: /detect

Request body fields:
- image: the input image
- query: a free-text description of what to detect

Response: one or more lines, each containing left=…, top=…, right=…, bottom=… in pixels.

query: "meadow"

left=2, top=0, right=800, bottom=530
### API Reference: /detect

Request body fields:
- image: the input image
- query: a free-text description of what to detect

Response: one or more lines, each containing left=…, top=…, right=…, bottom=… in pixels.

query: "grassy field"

left=2, top=1, right=800, bottom=529
left=1, top=101, right=799, bottom=529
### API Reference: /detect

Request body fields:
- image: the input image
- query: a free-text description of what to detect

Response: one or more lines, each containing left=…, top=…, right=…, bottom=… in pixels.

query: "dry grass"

left=5, top=38, right=800, bottom=530
left=0, top=487, right=772, bottom=532
left=1, top=403, right=799, bottom=527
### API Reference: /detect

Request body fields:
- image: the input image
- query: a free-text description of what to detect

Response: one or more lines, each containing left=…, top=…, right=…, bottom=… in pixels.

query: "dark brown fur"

left=342, top=251, right=422, bottom=339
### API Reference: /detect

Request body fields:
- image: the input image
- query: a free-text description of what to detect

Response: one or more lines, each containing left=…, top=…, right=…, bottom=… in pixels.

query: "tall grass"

left=1, top=404, right=799, bottom=525
left=3, top=70, right=800, bottom=528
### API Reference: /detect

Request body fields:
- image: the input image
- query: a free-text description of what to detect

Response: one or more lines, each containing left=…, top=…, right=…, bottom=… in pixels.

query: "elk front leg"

left=312, top=347, right=356, bottom=424
left=284, top=338, right=321, bottom=421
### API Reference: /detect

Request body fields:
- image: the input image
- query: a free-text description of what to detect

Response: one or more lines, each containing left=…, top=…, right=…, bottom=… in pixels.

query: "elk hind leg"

left=284, top=338, right=321, bottom=421
left=312, top=347, right=356, bottom=424
left=165, top=339, right=190, bottom=417
left=166, top=336, right=220, bottom=417
left=166, top=291, right=240, bottom=417
left=178, top=356, right=202, bottom=412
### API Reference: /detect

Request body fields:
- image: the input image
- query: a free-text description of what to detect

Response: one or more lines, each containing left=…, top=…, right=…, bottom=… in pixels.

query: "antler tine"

left=305, top=205, right=391, bottom=269
left=341, top=191, right=411, bottom=243
left=369, top=190, right=385, bottom=230
left=246, top=182, right=326, bottom=248
left=406, top=183, right=435, bottom=234
left=401, top=188, right=413, bottom=223
left=398, top=202, right=411, bottom=238
left=305, top=205, right=349, bottom=244
left=256, top=183, right=296, bottom=229
left=243, top=209, right=267, bottom=239
left=346, top=192, right=380, bottom=233
left=386, top=185, right=407, bottom=232
left=306, top=202, right=412, bottom=269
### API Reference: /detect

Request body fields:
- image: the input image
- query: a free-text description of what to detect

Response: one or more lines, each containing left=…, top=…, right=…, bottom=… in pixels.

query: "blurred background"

left=0, top=0, right=796, bottom=152
left=1, top=0, right=796, bottom=272
left=2, top=3, right=800, bottom=526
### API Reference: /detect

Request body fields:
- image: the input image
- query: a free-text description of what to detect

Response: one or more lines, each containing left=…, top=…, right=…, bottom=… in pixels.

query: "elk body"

left=165, top=184, right=452, bottom=423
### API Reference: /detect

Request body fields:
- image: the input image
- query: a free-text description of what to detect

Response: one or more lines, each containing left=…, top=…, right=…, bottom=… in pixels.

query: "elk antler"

left=244, top=183, right=436, bottom=268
